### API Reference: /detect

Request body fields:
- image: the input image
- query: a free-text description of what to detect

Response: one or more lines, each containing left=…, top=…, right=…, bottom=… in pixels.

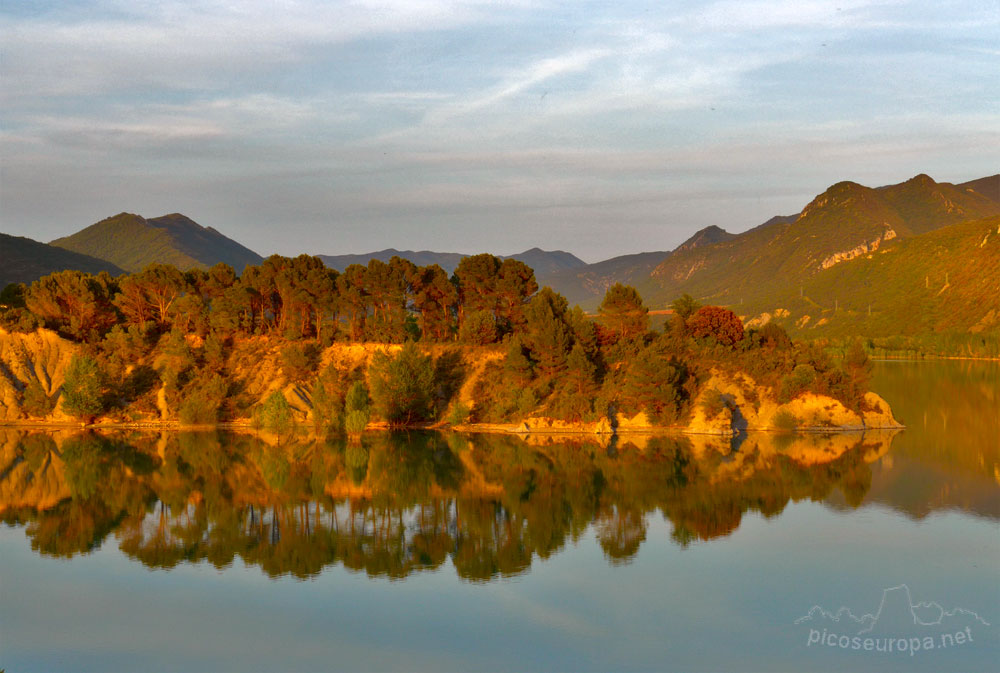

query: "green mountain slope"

left=1, top=233, right=126, bottom=288
left=50, top=212, right=263, bottom=273
left=752, top=215, right=1000, bottom=339
left=634, top=174, right=1000, bottom=314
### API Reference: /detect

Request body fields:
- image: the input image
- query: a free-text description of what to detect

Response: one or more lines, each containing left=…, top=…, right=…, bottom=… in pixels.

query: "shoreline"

left=0, top=418, right=903, bottom=436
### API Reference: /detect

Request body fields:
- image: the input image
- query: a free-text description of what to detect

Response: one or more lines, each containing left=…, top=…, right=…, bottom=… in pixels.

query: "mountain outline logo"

left=795, top=583, right=991, bottom=635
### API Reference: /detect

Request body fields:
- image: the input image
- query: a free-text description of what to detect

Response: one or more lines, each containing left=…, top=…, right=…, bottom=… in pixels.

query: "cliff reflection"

left=0, top=428, right=923, bottom=580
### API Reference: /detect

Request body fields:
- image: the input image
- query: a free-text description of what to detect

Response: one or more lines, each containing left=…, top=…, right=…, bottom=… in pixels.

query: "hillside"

left=50, top=212, right=264, bottom=273
left=538, top=224, right=741, bottom=309
left=958, top=174, right=1000, bottom=203
left=632, top=174, right=1000, bottom=315
left=0, top=233, right=126, bottom=288
left=319, top=247, right=585, bottom=275
left=751, top=215, right=1000, bottom=339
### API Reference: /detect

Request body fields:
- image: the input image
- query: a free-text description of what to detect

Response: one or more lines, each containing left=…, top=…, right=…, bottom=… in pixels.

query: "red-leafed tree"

left=686, top=306, right=744, bottom=346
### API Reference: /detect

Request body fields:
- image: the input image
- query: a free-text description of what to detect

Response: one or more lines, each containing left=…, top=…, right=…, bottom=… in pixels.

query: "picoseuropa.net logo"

left=794, top=584, right=991, bottom=657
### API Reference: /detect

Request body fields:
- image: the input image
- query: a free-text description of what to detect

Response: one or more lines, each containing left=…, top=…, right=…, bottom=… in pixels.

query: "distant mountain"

left=318, top=247, right=586, bottom=276
left=50, top=212, right=264, bottom=273
left=1, top=233, right=126, bottom=288
left=536, top=224, right=741, bottom=310
left=957, top=174, right=1000, bottom=203
left=631, top=173, right=1000, bottom=315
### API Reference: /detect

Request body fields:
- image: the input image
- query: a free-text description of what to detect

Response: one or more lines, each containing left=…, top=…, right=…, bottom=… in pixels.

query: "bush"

left=687, top=306, right=745, bottom=346
left=779, top=364, right=817, bottom=402
left=280, top=343, right=320, bottom=383
left=344, top=409, right=369, bottom=434
left=772, top=409, right=799, bottom=431
left=699, top=388, right=727, bottom=418
left=447, top=402, right=470, bottom=426
left=61, top=354, right=106, bottom=421
left=256, top=391, right=293, bottom=432
left=178, top=374, right=228, bottom=424
left=368, top=343, right=436, bottom=424
left=21, top=380, right=55, bottom=418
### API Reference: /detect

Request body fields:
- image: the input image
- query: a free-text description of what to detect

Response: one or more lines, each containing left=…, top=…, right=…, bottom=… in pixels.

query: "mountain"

left=318, top=247, right=586, bottom=276
left=957, top=174, right=1000, bottom=203
left=1, top=233, right=126, bottom=288
left=49, top=212, right=264, bottom=273
left=536, top=224, right=742, bottom=309
left=630, top=174, right=1000, bottom=315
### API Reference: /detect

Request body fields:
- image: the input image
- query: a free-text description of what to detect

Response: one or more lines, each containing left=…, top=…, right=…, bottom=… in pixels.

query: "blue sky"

left=1, top=0, right=997, bottom=262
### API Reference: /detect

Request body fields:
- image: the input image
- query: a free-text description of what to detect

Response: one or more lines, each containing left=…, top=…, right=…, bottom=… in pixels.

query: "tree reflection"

left=0, top=428, right=914, bottom=580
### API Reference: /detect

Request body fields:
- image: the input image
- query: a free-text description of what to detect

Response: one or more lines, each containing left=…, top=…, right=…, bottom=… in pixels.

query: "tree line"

left=1, top=252, right=873, bottom=427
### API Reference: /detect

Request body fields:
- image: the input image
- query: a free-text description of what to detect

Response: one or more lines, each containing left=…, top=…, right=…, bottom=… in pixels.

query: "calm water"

left=1, top=360, right=997, bottom=672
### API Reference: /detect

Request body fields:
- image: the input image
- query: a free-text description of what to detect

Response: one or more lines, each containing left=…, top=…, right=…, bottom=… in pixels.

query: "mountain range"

left=2, top=172, right=998, bottom=337
left=318, top=246, right=586, bottom=276
left=49, top=212, right=264, bottom=274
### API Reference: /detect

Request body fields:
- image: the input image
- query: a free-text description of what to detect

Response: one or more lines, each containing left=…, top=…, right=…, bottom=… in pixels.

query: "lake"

left=1, top=360, right=997, bottom=672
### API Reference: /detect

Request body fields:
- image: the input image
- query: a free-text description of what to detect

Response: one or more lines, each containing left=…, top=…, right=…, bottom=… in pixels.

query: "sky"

left=1, top=0, right=997, bottom=263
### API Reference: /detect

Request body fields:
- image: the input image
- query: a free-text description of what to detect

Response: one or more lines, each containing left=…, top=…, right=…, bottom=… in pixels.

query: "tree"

left=61, top=354, right=106, bottom=421
left=25, top=271, right=118, bottom=341
left=687, top=306, right=744, bottom=346
left=367, top=343, right=436, bottom=424
left=670, top=294, right=701, bottom=321
left=598, top=284, right=648, bottom=342
left=409, top=264, right=458, bottom=341
left=521, top=288, right=572, bottom=377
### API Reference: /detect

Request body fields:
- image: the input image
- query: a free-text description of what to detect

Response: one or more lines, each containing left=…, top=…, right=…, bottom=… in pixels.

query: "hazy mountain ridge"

left=0, top=233, right=126, bottom=289
left=319, top=247, right=585, bottom=276
left=49, top=212, right=263, bottom=273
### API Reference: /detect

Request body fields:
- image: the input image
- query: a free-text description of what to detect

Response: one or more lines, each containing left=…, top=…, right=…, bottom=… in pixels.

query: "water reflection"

left=8, top=424, right=978, bottom=581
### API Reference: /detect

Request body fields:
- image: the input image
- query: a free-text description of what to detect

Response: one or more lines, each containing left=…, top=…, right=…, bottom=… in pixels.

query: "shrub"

left=772, top=409, right=799, bottom=431
left=280, top=343, right=320, bottom=383
left=447, top=402, right=470, bottom=426
left=21, top=380, right=55, bottom=418
left=256, top=391, right=293, bottom=432
left=699, top=388, right=727, bottom=418
left=687, top=306, right=745, bottom=346
left=779, top=364, right=817, bottom=402
left=178, top=374, right=228, bottom=424
left=368, top=343, right=436, bottom=424
left=344, top=409, right=369, bottom=434
left=61, top=354, right=106, bottom=421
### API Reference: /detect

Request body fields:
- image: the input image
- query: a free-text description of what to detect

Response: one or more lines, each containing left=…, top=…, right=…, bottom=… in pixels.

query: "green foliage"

left=178, top=374, right=229, bottom=425
left=779, top=364, right=817, bottom=402
left=343, top=380, right=371, bottom=434
left=670, top=294, right=701, bottom=321
left=61, top=354, right=107, bottom=421
left=772, top=409, right=799, bottom=431
left=280, top=342, right=320, bottom=383
left=599, top=283, right=649, bottom=342
left=458, top=309, right=498, bottom=345
left=699, top=388, right=727, bottom=418
left=344, top=409, right=370, bottom=435
left=256, top=391, right=293, bottom=432
left=368, top=343, right=436, bottom=424
left=619, top=345, right=689, bottom=423
left=346, top=381, right=370, bottom=414
left=447, top=402, right=471, bottom=426
left=21, top=380, right=55, bottom=417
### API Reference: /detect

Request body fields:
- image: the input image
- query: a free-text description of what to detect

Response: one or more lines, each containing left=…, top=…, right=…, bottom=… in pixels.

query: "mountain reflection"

left=0, top=426, right=983, bottom=581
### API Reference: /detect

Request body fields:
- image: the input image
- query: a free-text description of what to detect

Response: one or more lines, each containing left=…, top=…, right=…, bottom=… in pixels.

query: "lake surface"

left=1, top=360, right=997, bottom=672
